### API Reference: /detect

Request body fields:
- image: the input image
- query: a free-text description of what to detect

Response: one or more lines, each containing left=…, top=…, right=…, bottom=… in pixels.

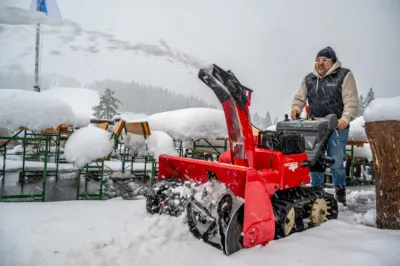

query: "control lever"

left=321, top=155, right=335, bottom=165
left=284, top=114, right=290, bottom=121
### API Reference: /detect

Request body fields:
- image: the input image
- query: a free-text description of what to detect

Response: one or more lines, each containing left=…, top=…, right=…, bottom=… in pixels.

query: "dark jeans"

left=310, top=128, right=349, bottom=189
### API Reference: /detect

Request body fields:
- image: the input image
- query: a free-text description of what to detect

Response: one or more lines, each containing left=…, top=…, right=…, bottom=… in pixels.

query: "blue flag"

left=29, top=0, right=62, bottom=19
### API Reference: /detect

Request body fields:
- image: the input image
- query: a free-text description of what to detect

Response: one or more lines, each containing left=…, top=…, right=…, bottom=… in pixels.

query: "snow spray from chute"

left=1, top=5, right=208, bottom=71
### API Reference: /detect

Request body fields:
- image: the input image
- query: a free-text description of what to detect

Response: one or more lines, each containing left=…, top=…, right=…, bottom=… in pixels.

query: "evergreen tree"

left=358, top=94, right=366, bottom=116
left=262, top=111, right=272, bottom=129
left=253, top=112, right=262, bottom=128
left=365, top=88, right=375, bottom=107
left=92, top=88, right=122, bottom=119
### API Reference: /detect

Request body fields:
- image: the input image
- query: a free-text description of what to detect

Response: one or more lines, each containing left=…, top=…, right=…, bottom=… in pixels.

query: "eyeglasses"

left=315, top=58, right=331, bottom=63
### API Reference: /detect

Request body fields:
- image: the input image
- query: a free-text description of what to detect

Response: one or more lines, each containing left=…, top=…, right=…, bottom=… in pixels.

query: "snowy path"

left=1, top=192, right=399, bottom=266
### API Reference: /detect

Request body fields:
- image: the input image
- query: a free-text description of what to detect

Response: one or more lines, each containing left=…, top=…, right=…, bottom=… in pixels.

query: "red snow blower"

left=146, top=64, right=338, bottom=255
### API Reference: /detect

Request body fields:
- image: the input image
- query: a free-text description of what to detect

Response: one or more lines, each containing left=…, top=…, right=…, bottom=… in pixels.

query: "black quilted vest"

left=305, top=67, right=350, bottom=119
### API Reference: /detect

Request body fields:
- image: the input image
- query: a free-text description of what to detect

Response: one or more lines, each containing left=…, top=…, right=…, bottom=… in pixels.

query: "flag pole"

left=34, top=21, right=41, bottom=92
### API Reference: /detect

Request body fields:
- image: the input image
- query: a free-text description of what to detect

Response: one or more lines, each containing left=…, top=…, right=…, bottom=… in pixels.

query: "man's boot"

left=335, top=187, right=347, bottom=206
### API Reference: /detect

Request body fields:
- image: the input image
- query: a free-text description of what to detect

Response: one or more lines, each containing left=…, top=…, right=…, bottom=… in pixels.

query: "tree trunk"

left=365, top=121, right=400, bottom=229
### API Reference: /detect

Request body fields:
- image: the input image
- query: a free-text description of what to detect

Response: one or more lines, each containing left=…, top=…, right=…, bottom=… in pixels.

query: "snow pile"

left=363, top=96, right=400, bottom=122
left=353, top=209, right=377, bottom=227
left=64, top=126, right=114, bottom=167
left=348, top=116, right=367, bottom=142
left=146, top=131, right=178, bottom=160
left=124, top=131, right=178, bottom=160
left=147, top=108, right=227, bottom=141
left=0, top=89, right=76, bottom=131
left=42, top=87, right=100, bottom=127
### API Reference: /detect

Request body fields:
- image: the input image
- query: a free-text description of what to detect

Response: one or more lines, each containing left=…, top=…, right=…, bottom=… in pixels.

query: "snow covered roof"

left=0, top=89, right=76, bottom=131
left=42, top=87, right=100, bottom=128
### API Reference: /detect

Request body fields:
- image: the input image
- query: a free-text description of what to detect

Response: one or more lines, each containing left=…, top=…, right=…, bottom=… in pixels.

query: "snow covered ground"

left=1, top=186, right=399, bottom=266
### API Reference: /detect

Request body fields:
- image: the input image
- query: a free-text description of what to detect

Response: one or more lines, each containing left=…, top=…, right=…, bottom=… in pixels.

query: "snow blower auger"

left=145, top=64, right=339, bottom=255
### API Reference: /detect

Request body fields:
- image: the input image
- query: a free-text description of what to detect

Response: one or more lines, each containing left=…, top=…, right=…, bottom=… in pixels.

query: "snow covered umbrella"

left=363, top=96, right=400, bottom=230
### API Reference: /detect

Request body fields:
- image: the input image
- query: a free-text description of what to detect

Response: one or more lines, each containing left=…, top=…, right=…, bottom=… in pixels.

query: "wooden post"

left=365, top=120, right=400, bottom=229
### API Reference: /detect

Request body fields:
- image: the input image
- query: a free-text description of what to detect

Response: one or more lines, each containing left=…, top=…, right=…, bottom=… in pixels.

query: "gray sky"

left=0, top=0, right=399, bottom=118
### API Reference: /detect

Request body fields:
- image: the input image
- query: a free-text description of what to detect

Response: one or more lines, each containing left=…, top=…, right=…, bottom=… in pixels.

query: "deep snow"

left=0, top=188, right=399, bottom=266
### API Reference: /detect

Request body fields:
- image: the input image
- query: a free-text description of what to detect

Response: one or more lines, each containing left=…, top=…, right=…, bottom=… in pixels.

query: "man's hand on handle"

left=337, top=118, right=348, bottom=130
left=290, top=109, right=299, bottom=120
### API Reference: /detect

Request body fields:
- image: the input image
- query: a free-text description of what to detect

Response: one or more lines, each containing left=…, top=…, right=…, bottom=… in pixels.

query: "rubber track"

left=272, top=186, right=338, bottom=237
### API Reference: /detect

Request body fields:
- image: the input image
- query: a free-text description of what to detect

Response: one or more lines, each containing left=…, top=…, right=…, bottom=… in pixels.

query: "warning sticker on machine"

left=284, top=162, right=298, bottom=172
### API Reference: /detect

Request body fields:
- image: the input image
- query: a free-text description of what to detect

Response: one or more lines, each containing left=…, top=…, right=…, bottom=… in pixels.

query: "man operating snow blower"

left=290, top=46, right=359, bottom=206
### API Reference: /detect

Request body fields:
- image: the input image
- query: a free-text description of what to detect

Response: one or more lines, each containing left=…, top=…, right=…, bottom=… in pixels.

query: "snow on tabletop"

left=363, top=96, right=400, bottom=122
left=121, top=108, right=228, bottom=141
left=145, top=131, right=178, bottom=160
left=0, top=89, right=76, bottom=131
left=348, top=116, right=368, bottom=142
left=64, top=126, right=113, bottom=167
left=124, top=131, right=178, bottom=160
left=1, top=196, right=399, bottom=266
left=42, top=87, right=100, bottom=128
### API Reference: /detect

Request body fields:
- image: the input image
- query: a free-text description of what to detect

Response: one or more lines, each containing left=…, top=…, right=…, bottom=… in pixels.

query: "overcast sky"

left=0, top=0, right=399, bottom=118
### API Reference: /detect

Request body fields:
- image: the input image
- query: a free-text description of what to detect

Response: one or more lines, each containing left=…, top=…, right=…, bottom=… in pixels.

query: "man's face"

left=315, top=57, right=333, bottom=77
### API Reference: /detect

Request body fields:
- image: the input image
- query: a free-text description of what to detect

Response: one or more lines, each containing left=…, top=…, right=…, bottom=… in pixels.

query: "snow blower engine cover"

left=273, top=114, right=338, bottom=172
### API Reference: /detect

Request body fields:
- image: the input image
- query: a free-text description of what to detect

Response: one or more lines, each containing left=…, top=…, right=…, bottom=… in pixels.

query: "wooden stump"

left=365, top=121, right=400, bottom=229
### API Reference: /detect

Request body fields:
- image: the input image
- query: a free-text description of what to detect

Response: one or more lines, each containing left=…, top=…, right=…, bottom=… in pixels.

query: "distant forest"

left=0, top=67, right=217, bottom=115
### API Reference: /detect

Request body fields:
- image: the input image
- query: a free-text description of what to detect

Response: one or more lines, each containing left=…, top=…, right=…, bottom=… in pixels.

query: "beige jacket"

left=291, top=60, right=359, bottom=124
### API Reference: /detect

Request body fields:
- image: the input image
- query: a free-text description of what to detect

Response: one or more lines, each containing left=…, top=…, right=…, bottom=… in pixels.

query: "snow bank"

left=1, top=196, right=400, bottom=266
left=64, top=127, right=114, bottom=167
left=42, top=87, right=100, bottom=127
left=124, top=131, right=178, bottom=160
left=147, top=108, right=227, bottom=141
left=363, top=96, right=400, bottom=122
left=348, top=116, right=367, bottom=142
left=0, top=89, right=76, bottom=131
